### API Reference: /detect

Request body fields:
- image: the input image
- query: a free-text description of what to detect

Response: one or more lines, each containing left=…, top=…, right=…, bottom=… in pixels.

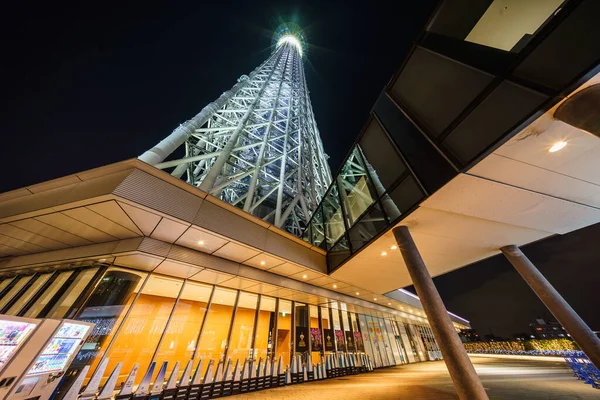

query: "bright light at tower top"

left=277, top=35, right=303, bottom=57
left=273, top=22, right=307, bottom=58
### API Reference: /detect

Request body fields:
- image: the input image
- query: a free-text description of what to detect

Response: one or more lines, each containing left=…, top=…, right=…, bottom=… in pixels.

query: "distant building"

left=459, top=329, right=481, bottom=343
left=530, top=318, right=568, bottom=340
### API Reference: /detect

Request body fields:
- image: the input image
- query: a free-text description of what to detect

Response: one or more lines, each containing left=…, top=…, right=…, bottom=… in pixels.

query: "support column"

left=501, top=244, right=600, bottom=369
left=393, top=226, right=488, bottom=400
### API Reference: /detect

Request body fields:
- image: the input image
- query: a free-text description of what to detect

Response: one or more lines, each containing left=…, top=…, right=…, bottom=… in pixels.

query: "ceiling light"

left=356, top=292, right=360, bottom=295
left=302, top=274, right=307, bottom=279
left=400, top=307, right=404, bottom=310
left=381, top=251, right=387, bottom=256
left=333, top=284, right=337, bottom=288
left=260, top=261, right=266, bottom=265
left=198, top=240, right=205, bottom=245
left=549, top=141, right=567, bottom=153
left=390, top=245, right=397, bottom=250
left=219, top=300, right=223, bottom=303
left=388, top=303, right=391, bottom=306
left=373, top=298, right=377, bottom=301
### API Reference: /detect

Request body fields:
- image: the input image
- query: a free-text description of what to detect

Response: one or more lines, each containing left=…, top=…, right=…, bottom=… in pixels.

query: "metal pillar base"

left=393, top=226, right=488, bottom=400
left=501, top=244, right=600, bottom=370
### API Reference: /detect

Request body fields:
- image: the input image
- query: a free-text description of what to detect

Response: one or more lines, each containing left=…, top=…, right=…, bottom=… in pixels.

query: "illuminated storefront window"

left=253, top=296, right=276, bottom=362
left=275, top=300, right=292, bottom=365
left=228, top=292, right=258, bottom=367
left=154, top=281, right=213, bottom=381
left=195, top=287, right=237, bottom=375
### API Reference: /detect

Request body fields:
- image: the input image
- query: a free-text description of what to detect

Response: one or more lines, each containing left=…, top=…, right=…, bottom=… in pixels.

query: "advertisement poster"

left=354, top=331, right=365, bottom=352
left=345, top=332, right=355, bottom=351
left=310, top=328, right=322, bottom=352
left=323, top=329, right=335, bottom=351
left=294, top=327, right=309, bottom=353
left=334, top=330, right=345, bottom=349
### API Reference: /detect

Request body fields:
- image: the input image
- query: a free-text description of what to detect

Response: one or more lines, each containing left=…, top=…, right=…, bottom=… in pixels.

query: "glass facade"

left=302, top=117, right=425, bottom=272
left=0, top=264, right=460, bottom=397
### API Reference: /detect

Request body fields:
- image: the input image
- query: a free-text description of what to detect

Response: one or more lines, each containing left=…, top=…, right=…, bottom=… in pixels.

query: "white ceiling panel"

left=422, top=174, right=600, bottom=234
left=243, top=253, right=286, bottom=270
left=245, top=282, right=280, bottom=294
left=86, top=201, right=143, bottom=235
left=219, top=277, right=260, bottom=290
left=175, top=226, right=229, bottom=254
left=288, top=269, right=324, bottom=282
left=0, top=224, right=68, bottom=250
left=212, top=242, right=260, bottom=262
left=154, top=259, right=203, bottom=278
left=150, top=218, right=189, bottom=243
left=36, top=213, right=116, bottom=243
left=267, top=262, right=305, bottom=276
left=63, top=207, right=139, bottom=240
left=114, top=253, right=164, bottom=271
left=190, top=269, right=235, bottom=285
left=119, top=202, right=162, bottom=236
left=10, top=219, right=92, bottom=247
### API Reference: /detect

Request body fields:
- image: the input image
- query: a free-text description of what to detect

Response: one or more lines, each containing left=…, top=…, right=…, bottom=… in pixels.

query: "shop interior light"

left=381, top=251, right=387, bottom=256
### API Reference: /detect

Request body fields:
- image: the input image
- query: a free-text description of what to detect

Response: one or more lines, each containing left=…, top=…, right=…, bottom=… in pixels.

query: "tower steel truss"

left=140, top=28, right=332, bottom=236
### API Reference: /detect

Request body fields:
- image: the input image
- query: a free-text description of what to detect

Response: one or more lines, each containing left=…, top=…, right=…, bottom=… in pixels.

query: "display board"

left=27, top=322, right=90, bottom=376
left=0, top=320, right=36, bottom=373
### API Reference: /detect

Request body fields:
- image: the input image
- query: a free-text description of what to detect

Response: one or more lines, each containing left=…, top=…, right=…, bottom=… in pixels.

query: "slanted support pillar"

left=501, top=244, right=600, bottom=370
left=393, top=226, right=488, bottom=400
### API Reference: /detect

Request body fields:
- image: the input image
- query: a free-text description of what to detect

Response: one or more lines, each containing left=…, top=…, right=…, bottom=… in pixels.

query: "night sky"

left=1, top=1, right=598, bottom=338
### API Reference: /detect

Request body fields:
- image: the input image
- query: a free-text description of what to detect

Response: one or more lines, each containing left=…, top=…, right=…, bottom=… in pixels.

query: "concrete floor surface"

left=231, top=356, right=598, bottom=399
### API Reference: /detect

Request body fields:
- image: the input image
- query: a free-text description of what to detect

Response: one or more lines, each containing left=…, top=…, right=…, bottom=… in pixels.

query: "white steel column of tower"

left=139, top=24, right=332, bottom=236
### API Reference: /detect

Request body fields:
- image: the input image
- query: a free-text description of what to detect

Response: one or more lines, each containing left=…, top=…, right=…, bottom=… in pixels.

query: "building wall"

left=0, top=263, right=443, bottom=396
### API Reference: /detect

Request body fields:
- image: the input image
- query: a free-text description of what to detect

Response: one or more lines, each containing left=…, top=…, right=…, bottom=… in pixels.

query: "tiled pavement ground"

left=231, top=356, right=598, bottom=399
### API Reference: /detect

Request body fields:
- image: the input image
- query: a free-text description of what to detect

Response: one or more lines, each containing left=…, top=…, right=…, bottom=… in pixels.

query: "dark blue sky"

left=1, top=0, right=597, bottom=338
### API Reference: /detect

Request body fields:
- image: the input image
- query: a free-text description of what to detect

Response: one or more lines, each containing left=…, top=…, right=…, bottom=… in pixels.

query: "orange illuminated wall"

left=228, top=307, right=257, bottom=365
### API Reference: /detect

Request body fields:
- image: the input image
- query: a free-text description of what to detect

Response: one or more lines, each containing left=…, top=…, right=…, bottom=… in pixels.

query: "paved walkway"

left=232, top=356, right=598, bottom=399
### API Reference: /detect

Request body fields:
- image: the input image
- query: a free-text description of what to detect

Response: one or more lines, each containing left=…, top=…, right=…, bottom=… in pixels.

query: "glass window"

left=71, top=268, right=146, bottom=386
left=100, top=275, right=183, bottom=386
left=358, top=121, right=407, bottom=190
left=0, top=277, right=14, bottom=295
left=310, top=205, right=325, bottom=249
left=347, top=204, right=389, bottom=253
left=47, top=268, right=99, bottom=319
left=294, top=303, right=309, bottom=356
left=228, top=292, right=259, bottom=367
left=388, top=176, right=423, bottom=217
left=0, top=275, right=33, bottom=311
left=275, top=300, right=292, bottom=366
left=253, top=296, right=276, bottom=363
left=428, top=0, right=566, bottom=53
left=327, top=235, right=351, bottom=271
left=337, top=148, right=378, bottom=227
left=309, top=305, right=320, bottom=364
left=195, top=288, right=237, bottom=375
left=153, top=281, right=213, bottom=382
left=7, top=273, right=52, bottom=315
left=322, top=185, right=346, bottom=249
left=24, top=271, right=73, bottom=318
left=357, top=314, right=377, bottom=366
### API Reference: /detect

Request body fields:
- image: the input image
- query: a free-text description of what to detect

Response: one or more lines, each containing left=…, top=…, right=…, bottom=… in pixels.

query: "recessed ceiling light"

left=408, top=309, right=413, bottom=313
left=260, top=261, right=266, bottom=265
left=388, top=303, right=391, bottom=306
left=302, top=274, right=307, bottom=279
left=219, top=299, right=223, bottom=303
left=400, top=307, right=404, bottom=310
left=356, top=292, right=360, bottom=295
left=198, top=240, right=205, bottom=245
left=549, top=141, right=567, bottom=153
left=373, top=298, right=377, bottom=301
left=333, top=284, right=337, bottom=288
left=381, top=251, right=387, bottom=256
left=390, top=245, right=397, bottom=250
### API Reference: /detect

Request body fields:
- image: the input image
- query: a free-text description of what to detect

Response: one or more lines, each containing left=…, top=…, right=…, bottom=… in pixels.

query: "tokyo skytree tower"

left=139, top=24, right=332, bottom=236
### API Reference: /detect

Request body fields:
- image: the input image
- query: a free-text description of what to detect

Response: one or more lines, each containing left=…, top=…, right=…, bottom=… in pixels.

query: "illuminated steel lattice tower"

left=140, top=24, right=332, bottom=235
